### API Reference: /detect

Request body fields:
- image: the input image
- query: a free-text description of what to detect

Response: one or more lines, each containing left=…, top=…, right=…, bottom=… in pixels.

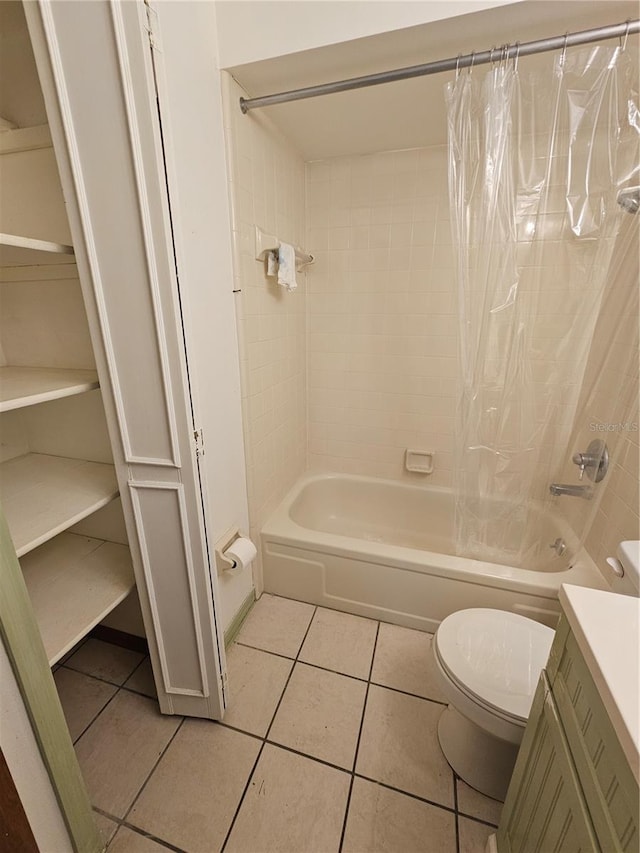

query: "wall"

left=567, top=214, right=639, bottom=577
left=304, top=143, right=636, bottom=538
left=0, top=639, right=73, bottom=852
left=215, top=0, right=521, bottom=68
left=150, top=2, right=253, bottom=630
left=305, top=146, right=457, bottom=485
left=222, top=74, right=307, bottom=592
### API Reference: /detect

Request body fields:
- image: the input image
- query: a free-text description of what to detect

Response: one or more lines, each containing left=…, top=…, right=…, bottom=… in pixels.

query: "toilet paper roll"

left=223, top=537, right=257, bottom=572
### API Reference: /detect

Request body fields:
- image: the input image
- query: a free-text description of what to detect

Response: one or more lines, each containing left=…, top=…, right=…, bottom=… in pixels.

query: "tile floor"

left=55, top=595, right=503, bottom=853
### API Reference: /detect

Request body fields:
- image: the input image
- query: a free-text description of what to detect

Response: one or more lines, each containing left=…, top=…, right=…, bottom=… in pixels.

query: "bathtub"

left=261, top=473, right=608, bottom=632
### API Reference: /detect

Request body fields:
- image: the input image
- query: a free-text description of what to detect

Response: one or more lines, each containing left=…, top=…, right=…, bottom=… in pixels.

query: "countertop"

left=559, top=583, right=639, bottom=783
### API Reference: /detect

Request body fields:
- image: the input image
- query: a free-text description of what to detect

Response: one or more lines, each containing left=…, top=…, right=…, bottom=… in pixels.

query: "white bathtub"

left=261, top=473, right=608, bottom=632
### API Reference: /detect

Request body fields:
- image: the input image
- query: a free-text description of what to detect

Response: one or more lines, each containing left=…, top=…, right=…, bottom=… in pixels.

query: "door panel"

left=25, top=0, right=226, bottom=719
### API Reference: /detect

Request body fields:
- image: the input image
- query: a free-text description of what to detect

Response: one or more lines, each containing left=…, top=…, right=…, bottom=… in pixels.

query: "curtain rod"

left=239, top=18, right=639, bottom=113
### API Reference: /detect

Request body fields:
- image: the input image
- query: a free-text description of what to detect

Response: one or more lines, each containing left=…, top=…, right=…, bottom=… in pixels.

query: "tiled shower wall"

left=304, top=145, right=638, bottom=571
left=573, top=215, right=639, bottom=575
left=305, top=147, right=457, bottom=486
left=223, top=98, right=637, bottom=580
left=222, top=73, right=307, bottom=585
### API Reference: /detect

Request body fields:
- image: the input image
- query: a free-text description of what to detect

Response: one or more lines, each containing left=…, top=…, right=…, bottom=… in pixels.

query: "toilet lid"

left=435, top=609, right=554, bottom=721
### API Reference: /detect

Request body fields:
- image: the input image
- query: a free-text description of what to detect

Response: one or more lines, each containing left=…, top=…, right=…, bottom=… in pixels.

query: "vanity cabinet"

left=497, top=613, right=639, bottom=853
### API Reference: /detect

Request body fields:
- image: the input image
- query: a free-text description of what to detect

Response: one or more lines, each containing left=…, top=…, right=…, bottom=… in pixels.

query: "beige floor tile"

left=225, top=644, right=293, bottom=736
left=236, top=594, right=315, bottom=657
left=54, top=667, right=117, bottom=742
left=123, top=658, right=156, bottom=698
left=456, top=778, right=503, bottom=826
left=93, top=812, right=118, bottom=846
left=65, top=639, right=144, bottom=685
left=225, top=744, right=350, bottom=853
left=129, top=720, right=260, bottom=852
left=458, top=817, right=497, bottom=853
left=299, top=607, right=378, bottom=679
left=356, top=685, right=454, bottom=807
left=108, top=827, right=169, bottom=853
left=342, top=777, right=457, bottom=853
left=371, top=622, right=447, bottom=702
left=269, top=663, right=367, bottom=769
left=74, top=691, right=181, bottom=817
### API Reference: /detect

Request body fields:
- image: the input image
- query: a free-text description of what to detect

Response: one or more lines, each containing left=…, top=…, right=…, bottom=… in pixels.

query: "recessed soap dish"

left=405, top=449, right=434, bottom=474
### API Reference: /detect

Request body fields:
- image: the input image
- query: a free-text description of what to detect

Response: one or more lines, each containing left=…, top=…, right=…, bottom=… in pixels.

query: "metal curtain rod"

left=239, top=19, right=639, bottom=113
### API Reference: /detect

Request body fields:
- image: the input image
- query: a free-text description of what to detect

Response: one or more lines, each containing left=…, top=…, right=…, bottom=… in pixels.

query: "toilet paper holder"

left=214, top=527, right=252, bottom=575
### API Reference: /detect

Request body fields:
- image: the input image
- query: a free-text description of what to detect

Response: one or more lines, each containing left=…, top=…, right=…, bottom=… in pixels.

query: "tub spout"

left=549, top=483, right=593, bottom=499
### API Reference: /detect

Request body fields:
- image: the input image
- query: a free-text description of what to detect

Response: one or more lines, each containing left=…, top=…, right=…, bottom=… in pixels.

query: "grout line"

left=120, top=717, right=186, bottom=830
left=457, top=812, right=500, bottom=829
left=354, top=772, right=458, bottom=816
left=369, top=679, right=448, bottom=706
left=234, top=641, right=446, bottom=705
left=220, top=605, right=318, bottom=853
left=117, top=823, right=186, bottom=852
left=233, top=640, right=296, bottom=662
left=71, top=684, right=122, bottom=747
left=454, top=772, right=461, bottom=853
left=338, top=620, right=380, bottom=852
left=60, top=661, right=141, bottom=690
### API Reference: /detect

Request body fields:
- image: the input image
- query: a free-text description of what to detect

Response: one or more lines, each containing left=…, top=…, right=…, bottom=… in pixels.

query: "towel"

left=277, top=242, right=298, bottom=292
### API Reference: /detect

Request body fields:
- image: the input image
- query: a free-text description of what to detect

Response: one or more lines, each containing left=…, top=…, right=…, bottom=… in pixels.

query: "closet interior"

left=0, top=0, right=138, bottom=667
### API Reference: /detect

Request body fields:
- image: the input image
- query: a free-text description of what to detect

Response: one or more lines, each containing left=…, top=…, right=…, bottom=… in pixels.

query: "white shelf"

left=21, top=532, right=135, bottom=665
left=0, top=453, right=119, bottom=557
left=0, top=232, right=75, bottom=267
left=0, top=366, right=99, bottom=412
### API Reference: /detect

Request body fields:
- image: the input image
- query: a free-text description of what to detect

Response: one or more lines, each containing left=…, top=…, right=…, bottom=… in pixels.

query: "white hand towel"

left=277, top=242, right=298, bottom=292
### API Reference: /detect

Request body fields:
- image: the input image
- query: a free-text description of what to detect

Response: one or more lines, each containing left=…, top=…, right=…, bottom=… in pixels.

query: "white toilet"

left=432, top=608, right=554, bottom=801
left=432, top=540, right=640, bottom=802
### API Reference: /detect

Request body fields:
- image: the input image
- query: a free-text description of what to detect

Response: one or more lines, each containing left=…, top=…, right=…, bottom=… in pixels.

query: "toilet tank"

left=609, top=540, right=640, bottom=596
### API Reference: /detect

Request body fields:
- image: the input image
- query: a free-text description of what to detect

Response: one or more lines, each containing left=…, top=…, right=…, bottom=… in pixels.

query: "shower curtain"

left=446, top=44, right=639, bottom=568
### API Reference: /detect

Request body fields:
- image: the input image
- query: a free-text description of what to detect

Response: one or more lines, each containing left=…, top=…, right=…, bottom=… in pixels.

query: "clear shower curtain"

left=447, top=44, right=639, bottom=568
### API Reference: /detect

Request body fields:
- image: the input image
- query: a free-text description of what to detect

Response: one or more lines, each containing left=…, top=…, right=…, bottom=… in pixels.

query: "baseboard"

left=224, top=590, right=256, bottom=647
left=90, top=625, right=149, bottom=655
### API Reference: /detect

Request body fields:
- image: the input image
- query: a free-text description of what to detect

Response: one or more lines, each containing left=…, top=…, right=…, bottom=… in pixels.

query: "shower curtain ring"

left=455, top=54, right=461, bottom=79
left=501, top=44, right=509, bottom=67
left=620, top=20, right=630, bottom=52
left=513, top=41, right=520, bottom=72
left=489, top=46, right=496, bottom=66
left=560, top=32, right=569, bottom=66
left=469, top=51, right=476, bottom=75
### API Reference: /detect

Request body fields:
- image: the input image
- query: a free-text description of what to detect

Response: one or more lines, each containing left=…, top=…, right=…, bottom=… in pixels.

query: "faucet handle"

left=572, top=452, right=586, bottom=479
left=571, top=441, right=609, bottom=483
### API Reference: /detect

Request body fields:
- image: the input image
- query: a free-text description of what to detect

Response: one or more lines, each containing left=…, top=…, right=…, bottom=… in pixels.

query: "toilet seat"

left=434, top=608, right=554, bottom=723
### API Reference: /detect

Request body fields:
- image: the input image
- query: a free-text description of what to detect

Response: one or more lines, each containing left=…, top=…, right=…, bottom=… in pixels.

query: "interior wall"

left=567, top=216, right=639, bottom=577
left=0, top=638, right=73, bottom=852
left=148, top=1, right=252, bottom=632
left=222, top=73, right=307, bottom=591
left=305, top=146, right=456, bottom=485
left=304, top=142, right=635, bottom=523
left=215, top=0, right=521, bottom=68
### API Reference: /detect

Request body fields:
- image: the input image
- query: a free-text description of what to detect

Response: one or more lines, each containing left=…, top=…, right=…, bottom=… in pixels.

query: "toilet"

left=432, top=540, right=640, bottom=801
left=432, top=608, right=554, bottom=801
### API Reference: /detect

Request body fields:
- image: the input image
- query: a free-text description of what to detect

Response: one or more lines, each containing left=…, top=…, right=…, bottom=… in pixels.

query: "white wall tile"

left=223, top=74, right=307, bottom=590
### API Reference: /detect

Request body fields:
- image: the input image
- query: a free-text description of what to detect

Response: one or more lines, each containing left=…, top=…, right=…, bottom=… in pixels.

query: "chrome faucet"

left=549, top=483, right=593, bottom=499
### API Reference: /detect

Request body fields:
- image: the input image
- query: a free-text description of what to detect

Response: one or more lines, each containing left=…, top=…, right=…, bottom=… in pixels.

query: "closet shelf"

left=0, top=232, right=75, bottom=267
left=21, top=532, right=135, bottom=665
left=0, top=453, right=119, bottom=557
left=0, top=366, right=99, bottom=412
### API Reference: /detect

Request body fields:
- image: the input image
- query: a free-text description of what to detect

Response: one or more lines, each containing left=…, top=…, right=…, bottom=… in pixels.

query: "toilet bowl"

left=432, top=608, right=554, bottom=801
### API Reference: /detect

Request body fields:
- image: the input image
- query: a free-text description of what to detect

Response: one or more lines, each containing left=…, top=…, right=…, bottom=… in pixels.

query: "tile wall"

left=305, top=147, right=457, bottom=486
left=222, top=74, right=307, bottom=588
left=224, top=103, right=637, bottom=578
left=569, top=214, right=639, bottom=575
